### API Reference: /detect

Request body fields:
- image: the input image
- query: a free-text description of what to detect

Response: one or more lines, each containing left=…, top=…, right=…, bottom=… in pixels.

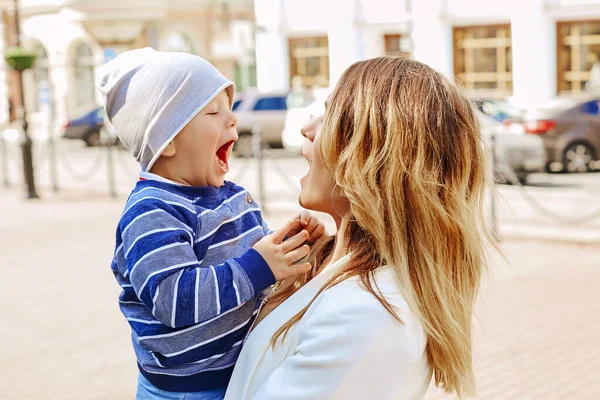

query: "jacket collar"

left=230, top=254, right=351, bottom=397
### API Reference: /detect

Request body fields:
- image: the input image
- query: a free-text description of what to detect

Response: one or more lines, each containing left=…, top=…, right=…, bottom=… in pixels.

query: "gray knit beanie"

left=95, top=47, right=235, bottom=171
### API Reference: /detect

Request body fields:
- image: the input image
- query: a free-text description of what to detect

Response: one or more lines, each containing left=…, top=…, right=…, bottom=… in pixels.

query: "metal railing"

left=2, top=126, right=600, bottom=240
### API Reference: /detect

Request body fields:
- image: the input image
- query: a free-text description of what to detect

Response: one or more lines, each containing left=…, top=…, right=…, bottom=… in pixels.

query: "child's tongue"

left=216, top=143, right=230, bottom=171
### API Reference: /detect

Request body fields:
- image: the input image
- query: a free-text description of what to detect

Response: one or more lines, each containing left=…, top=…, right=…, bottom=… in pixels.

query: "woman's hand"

left=253, top=218, right=312, bottom=282
left=288, top=211, right=327, bottom=243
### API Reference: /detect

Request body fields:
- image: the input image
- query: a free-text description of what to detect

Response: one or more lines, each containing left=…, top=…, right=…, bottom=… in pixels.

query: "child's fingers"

left=281, top=230, right=309, bottom=252
left=285, top=225, right=301, bottom=240
left=284, top=244, right=311, bottom=264
left=271, top=218, right=301, bottom=243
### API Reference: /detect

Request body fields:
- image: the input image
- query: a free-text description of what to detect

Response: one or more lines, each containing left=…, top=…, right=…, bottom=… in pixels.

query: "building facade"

left=4, top=0, right=600, bottom=128
left=1, top=0, right=256, bottom=128
left=254, top=0, right=412, bottom=92
left=254, top=0, right=600, bottom=109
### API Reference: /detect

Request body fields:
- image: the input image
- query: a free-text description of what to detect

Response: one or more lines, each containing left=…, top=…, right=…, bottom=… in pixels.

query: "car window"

left=93, top=109, right=105, bottom=125
left=581, top=100, right=600, bottom=115
left=480, top=100, right=522, bottom=122
left=253, top=96, right=287, bottom=111
left=232, top=100, right=242, bottom=111
left=287, top=92, right=316, bottom=109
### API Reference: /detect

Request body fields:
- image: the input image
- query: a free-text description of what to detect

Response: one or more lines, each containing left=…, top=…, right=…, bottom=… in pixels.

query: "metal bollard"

left=252, top=125, right=267, bottom=214
left=47, top=135, right=59, bottom=192
left=490, top=134, right=500, bottom=242
left=48, top=99, right=59, bottom=192
left=106, top=133, right=117, bottom=198
left=1, top=131, right=9, bottom=187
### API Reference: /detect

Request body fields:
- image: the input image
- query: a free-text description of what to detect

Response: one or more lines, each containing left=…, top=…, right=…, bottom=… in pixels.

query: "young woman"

left=225, top=55, right=492, bottom=400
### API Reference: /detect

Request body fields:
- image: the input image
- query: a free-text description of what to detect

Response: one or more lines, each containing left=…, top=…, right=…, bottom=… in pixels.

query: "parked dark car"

left=61, top=107, right=104, bottom=146
left=508, top=97, right=600, bottom=173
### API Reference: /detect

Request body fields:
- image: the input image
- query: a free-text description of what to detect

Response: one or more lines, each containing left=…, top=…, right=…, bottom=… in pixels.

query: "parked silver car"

left=510, top=96, right=600, bottom=173
left=232, top=89, right=289, bottom=157
left=283, top=97, right=546, bottom=184
left=479, top=112, right=547, bottom=184
left=281, top=88, right=329, bottom=152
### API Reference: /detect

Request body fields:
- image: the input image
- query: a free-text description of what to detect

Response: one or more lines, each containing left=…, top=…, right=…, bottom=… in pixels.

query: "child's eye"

left=207, top=111, right=219, bottom=116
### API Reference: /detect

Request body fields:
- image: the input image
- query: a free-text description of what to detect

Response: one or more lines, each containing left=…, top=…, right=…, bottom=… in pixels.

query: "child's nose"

left=229, top=112, right=238, bottom=128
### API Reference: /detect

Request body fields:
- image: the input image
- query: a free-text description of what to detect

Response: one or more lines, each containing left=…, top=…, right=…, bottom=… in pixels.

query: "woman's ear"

left=161, top=141, right=177, bottom=157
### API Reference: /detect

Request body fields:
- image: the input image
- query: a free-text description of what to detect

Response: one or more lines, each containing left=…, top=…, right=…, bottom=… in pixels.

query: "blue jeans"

left=136, top=373, right=226, bottom=400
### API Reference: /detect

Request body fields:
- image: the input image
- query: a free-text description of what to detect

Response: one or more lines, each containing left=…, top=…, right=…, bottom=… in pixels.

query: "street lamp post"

left=12, top=0, right=38, bottom=199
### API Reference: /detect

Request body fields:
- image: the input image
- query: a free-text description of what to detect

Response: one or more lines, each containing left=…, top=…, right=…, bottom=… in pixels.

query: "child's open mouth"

left=216, top=140, right=235, bottom=172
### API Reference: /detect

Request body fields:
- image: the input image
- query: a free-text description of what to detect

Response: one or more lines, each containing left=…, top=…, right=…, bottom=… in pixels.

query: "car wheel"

left=85, top=130, right=101, bottom=147
left=234, top=133, right=254, bottom=158
left=517, top=173, right=528, bottom=185
left=563, top=142, right=595, bottom=173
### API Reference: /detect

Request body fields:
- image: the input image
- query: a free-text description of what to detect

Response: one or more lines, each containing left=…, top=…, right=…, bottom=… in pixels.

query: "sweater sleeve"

left=120, top=198, right=275, bottom=328
left=262, top=219, right=274, bottom=236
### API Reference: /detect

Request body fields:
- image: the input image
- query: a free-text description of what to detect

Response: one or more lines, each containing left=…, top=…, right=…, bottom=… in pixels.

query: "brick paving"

left=424, top=239, right=600, bottom=400
left=1, top=176, right=599, bottom=398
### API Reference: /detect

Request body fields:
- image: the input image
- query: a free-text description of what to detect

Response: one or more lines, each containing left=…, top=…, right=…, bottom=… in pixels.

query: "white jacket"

left=224, top=255, right=432, bottom=400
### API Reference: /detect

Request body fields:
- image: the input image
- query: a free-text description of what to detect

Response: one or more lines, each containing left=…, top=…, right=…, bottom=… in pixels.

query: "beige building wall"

left=1, top=0, right=254, bottom=130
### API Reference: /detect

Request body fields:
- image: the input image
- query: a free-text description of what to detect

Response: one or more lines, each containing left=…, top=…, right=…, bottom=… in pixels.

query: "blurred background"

left=0, top=0, right=599, bottom=399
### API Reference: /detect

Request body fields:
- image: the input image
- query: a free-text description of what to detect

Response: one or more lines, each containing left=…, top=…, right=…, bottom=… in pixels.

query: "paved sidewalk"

left=0, top=184, right=599, bottom=399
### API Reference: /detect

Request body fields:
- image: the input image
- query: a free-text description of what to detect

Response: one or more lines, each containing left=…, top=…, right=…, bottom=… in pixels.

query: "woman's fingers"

left=304, top=217, right=318, bottom=233
left=309, top=222, right=326, bottom=242
left=298, top=211, right=311, bottom=227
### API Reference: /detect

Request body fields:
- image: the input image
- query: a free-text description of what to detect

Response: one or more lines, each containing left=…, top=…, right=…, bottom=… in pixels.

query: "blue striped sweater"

left=111, top=178, right=275, bottom=392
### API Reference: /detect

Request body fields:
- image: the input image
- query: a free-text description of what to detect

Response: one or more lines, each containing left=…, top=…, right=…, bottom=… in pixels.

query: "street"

left=1, top=139, right=599, bottom=399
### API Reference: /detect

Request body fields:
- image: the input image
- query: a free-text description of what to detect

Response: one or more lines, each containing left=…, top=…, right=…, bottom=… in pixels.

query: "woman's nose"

left=301, top=118, right=317, bottom=139
left=300, top=124, right=309, bottom=138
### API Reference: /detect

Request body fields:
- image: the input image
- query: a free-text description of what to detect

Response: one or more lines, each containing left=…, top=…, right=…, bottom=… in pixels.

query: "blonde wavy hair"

left=269, top=55, right=492, bottom=398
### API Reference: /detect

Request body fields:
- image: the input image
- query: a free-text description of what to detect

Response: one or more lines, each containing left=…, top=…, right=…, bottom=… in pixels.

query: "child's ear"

left=162, top=141, right=177, bottom=157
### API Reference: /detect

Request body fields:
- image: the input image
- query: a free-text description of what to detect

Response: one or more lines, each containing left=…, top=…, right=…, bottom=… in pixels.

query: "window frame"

left=32, top=44, right=50, bottom=113
left=453, top=24, right=513, bottom=98
left=556, top=19, right=600, bottom=94
left=72, top=42, right=96, bottom=110
left=288, top=36, right=330, bottom=89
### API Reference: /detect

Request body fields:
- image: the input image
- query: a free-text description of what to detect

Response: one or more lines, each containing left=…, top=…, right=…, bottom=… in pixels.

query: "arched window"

left=72, top=42, right=96, bottom=109
left=165, top=31, right=194, bottom=53
left=32, top=44, right=50, bottom=112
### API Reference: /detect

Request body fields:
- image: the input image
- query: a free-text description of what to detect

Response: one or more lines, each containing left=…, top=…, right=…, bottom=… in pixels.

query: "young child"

left=97, top=48, right=325, bottom=399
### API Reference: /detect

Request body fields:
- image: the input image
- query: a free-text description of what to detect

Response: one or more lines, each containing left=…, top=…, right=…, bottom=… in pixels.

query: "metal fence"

left=2, top=125, right=600, bottom=241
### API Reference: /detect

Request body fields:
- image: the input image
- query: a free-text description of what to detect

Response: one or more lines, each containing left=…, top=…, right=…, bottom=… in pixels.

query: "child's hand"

left=253, top=218, right=312, bottom=281
left=288, top=211, right=327, bottom=243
